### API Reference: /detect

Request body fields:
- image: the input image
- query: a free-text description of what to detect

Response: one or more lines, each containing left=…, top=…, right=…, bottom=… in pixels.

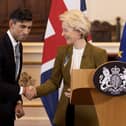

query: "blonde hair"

left=59, top=10, right=91, bottom=36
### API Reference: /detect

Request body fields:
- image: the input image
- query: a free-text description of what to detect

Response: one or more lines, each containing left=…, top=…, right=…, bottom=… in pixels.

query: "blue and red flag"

left=40, top=0, right=88, bottom=125
left=119, top=23, right=126, bottom=61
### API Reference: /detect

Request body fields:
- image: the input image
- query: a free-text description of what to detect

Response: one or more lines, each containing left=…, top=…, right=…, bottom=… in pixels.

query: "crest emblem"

left=93, top=61, right=126, bottom=96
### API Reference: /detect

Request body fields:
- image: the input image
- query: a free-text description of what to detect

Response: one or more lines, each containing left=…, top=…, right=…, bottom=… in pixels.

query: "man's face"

left=9, top=20, right=32, bottom=41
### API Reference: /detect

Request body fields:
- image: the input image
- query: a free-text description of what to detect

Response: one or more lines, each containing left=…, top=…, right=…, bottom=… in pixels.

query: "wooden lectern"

left=71, top=69, right=126, bottom=126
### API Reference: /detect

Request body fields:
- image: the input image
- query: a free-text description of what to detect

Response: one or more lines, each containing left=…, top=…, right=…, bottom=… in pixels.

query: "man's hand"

left=15, top=102, right=25, bottom=118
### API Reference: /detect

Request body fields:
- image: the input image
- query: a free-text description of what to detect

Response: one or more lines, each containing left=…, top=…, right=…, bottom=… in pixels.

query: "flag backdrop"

left=40, top=0, right=87, bottom=125
left=119, top=23, right=126, bottom=61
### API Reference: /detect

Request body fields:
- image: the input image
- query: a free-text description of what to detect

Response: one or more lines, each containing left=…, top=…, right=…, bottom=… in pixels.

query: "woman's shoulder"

left=59, top=44, right=71, bottom=50
left=87, top=43, right=106, bottom=53
left=58, top=44, right=72, bottom=53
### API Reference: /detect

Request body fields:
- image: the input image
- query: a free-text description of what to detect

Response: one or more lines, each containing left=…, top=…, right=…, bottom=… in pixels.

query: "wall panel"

left=0, top=0, right=51, bottom=41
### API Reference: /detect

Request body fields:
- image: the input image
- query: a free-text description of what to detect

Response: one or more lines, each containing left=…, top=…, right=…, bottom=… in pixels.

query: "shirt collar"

left=7, top=30, right=20, bottom=48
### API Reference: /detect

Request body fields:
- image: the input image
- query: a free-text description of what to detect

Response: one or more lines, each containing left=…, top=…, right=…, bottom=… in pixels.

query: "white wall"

left=86, top=0, right=126, bottom=24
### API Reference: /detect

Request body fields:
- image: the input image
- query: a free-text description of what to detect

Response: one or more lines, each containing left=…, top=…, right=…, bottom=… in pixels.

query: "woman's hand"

left=64, top=88, right=72, bottom=98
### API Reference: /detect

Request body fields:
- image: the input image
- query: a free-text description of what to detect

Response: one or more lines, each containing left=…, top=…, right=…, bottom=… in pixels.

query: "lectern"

left=71, top=69, right=126, bottom=126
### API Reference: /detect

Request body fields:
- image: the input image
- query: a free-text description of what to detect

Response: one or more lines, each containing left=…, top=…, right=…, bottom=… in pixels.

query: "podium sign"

left=70, top=68, right=126, bottom=126
left=70, top=69, right=95, bottom=105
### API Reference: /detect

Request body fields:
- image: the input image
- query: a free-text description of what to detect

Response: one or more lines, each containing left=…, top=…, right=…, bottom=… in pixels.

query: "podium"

left=71, top=69, right=126, bottom=126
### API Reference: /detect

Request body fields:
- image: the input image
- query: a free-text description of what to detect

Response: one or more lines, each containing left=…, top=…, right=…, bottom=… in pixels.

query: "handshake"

left=23, top=86, right=37, bottom=100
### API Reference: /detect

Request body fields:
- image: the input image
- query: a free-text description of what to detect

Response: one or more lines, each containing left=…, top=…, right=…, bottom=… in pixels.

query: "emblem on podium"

left=93, top=61, right=126, bottom=96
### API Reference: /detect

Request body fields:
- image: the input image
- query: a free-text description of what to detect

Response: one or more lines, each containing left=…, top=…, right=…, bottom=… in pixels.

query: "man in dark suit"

left=0, top=8, right=32, bottom=126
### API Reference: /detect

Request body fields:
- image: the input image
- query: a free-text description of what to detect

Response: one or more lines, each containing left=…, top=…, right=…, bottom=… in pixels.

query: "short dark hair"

left=9, top=8, right=32, bottom=22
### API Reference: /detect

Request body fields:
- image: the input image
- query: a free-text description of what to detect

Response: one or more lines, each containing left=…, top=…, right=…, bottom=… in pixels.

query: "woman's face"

left=61, top=22, right=81, bottom=45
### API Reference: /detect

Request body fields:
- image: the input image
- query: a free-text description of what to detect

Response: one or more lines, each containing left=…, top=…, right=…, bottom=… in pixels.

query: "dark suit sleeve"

left=17, top=95, right=23, bottom=103
left=0, top=52, right=20, bottom=101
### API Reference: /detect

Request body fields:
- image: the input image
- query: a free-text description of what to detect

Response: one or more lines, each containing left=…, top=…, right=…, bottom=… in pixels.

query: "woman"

left=35, top=10, right=107, bottom=126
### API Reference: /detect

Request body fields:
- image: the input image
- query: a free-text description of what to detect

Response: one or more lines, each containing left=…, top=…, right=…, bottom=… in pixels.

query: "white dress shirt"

left=71, top=47, right=85, bottom=69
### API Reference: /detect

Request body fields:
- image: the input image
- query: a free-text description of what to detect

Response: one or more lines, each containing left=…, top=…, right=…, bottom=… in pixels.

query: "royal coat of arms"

left=93, top=61, right=126, bottom=96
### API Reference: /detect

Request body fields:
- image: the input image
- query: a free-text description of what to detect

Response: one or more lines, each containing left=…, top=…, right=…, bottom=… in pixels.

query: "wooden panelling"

left=7, top=0, right=24, bottom=15
left=0, top=0, right=8, bottom=20
left=91, top=17, right=121, bottom=42
left=0, top=0, right=51, bottom=41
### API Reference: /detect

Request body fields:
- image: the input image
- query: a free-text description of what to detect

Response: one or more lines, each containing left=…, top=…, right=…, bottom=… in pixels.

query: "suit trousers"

left=0, top=102, right=15, bottom=126
left=0, top=120, right=14, bottom=126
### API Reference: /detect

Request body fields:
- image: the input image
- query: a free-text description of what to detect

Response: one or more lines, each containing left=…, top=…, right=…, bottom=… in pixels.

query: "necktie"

left=15, top=44, right=20, bottom=79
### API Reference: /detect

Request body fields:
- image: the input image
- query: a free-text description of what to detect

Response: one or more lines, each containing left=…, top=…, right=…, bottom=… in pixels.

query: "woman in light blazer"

left=31, top=10, right=107, bottom=126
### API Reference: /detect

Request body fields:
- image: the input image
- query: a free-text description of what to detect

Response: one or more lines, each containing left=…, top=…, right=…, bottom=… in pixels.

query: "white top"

left=71, top=46, right=85, bottom=69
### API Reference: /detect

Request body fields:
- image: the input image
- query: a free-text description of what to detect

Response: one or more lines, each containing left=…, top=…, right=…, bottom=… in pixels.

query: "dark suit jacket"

left=0, top=33, right=23, bottom=122
left=36, top=43, right=108, bottom=126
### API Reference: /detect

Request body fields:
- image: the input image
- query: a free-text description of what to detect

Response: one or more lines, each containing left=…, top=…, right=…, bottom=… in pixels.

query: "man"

left=0, top=8, right=32, bottom=126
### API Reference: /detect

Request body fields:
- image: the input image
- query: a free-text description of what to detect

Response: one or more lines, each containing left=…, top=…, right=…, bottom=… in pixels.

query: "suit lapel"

left=63, top=45, right=73, bottom=70
left=63, top=44, right=91, bottom=74
left=80, top=43, right=89, bottom=68
left=4, top=33, right=15, bottom=66
left=63, top=43, right=91, bottom=70
left=17, top=43, right=23, bottom=80
left=4, top=33, right=16, bottom=80
left=62, top=45, right=73, bottom=83
left=4, top=33, right=23, bottom=80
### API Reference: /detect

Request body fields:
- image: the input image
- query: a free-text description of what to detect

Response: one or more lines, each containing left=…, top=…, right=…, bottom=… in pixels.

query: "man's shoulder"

left=0, top=33, right=8, bottom=42
left=0, top=33, right=10, bottom=52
